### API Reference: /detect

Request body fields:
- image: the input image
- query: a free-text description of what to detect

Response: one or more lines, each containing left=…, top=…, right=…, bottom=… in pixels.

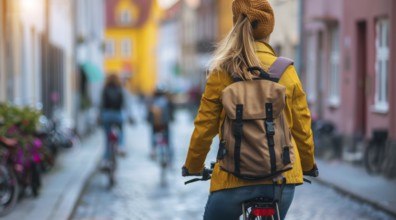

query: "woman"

left=182, top=0, right=317, bottom=219
left=99, top=74, right=126, bottom=167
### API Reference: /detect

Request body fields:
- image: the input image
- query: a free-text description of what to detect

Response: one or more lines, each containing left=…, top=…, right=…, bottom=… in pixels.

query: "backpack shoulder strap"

left=268, top=57, right=294, bottom=80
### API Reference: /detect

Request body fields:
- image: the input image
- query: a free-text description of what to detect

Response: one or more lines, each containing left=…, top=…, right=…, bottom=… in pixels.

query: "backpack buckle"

left=217, top=141, right=227, bottom=160
left=265, top=121, right=275, bottom=136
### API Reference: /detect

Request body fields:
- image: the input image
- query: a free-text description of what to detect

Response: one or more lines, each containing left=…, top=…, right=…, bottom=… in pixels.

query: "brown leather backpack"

left=218, top=57, right=295, bottom=180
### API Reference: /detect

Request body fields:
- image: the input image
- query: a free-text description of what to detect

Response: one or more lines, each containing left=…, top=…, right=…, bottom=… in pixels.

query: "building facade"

left=74, top=0, right=106, bottom=136
left=157, top=2, right=184, bottom=92
left=104, top=0, right=161, bottom=95
left=302, top=0, right=396, bottom=152
left=0, top=0, right=5, bottom=101
left=269, top=0, right=299, bottom=59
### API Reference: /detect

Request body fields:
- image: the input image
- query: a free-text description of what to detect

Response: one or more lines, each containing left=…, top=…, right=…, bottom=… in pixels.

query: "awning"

left=81, top=62, right=104, bottom=82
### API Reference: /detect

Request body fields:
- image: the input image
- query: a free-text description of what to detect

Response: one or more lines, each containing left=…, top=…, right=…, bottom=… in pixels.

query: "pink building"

left=302, top=0, right=396, bottom=148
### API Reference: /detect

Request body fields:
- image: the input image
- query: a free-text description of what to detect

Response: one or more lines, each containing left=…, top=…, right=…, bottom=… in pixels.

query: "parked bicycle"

left=311, top=120, right=339, bottom=160
left=0, top=137, right=19, bottom=217
left=364, top=129, right=388, bottom=175
left=184, top=162, right=318, bottom=220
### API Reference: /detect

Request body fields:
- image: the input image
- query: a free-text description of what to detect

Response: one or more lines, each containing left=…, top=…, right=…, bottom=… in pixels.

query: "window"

left=374, top=18, right=389, bottom=113
left=120, top=10, right=131, bottom=25
left=328, top=26, right=340, bottom=106
left=105, top=40, right=115, bottom=57
left=306, top=34, right=317, bottom=103
left=121, top=39, right=131, bottom=57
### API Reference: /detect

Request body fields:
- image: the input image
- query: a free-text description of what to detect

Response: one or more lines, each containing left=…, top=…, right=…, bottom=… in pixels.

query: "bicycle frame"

left=106, top=123, right=120, bottom=188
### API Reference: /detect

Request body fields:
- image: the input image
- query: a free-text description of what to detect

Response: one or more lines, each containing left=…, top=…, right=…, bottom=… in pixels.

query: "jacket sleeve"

left=290, top=70, right=316, bottom=171
left=184, top=72, right=223, bottom=173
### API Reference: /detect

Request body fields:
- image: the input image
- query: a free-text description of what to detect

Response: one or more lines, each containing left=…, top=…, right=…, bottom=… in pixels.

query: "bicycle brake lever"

left=184, top=178, right=202, bottom=185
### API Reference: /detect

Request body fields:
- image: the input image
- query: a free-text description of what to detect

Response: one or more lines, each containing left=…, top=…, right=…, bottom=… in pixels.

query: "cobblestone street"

left=71, top=110, right=395, bottom=220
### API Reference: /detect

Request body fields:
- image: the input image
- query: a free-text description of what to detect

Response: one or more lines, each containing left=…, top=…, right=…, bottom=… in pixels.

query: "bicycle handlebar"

left=303, top=164, right=319, bottom=177
left=184, top=168, right=213, bottom=185
left=184, top=163, right=319, bottom=185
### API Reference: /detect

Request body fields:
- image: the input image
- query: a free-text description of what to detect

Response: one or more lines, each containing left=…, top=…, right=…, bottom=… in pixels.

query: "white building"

left=269, top=0, right=299, bottom=59
left=0, top=0, right=5, bottom=101
left=0, top=0, right=105, bottom=135
left=74, top=0, right=106, bottom=135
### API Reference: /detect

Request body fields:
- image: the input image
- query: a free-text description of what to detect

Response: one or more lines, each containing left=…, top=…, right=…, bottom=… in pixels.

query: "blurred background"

left=0, top=0, right=395, bottom=220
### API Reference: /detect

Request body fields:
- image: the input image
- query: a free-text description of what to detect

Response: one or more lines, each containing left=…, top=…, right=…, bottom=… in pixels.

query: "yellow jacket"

left=184, top=41, right=315, bottom=192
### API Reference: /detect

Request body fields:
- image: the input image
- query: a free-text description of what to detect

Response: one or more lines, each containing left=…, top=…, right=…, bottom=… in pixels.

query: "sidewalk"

left=315, top=159, right=396, bottom=217
left=2, top=129, right=103, bottom=220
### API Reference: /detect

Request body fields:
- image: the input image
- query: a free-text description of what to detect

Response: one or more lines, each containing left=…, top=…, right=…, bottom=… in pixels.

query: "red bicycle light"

left=251, top=208, right=276, bottom=216
left=109, top=132, right=118, bottom=141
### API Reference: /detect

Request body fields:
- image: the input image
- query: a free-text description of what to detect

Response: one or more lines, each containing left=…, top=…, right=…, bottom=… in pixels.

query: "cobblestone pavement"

left=71, top=110, right=395, bottom=220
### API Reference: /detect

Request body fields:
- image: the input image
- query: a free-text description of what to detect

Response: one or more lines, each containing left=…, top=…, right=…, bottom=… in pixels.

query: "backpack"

left=102, top=86, right=124, bottom=110
left=217, top=57, right=295, bottom=180
left=150, top=96, right=170, bottom=131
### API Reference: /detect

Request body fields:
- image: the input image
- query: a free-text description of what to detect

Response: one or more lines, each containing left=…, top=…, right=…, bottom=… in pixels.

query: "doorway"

left=356, top=21, right=368, bottom=138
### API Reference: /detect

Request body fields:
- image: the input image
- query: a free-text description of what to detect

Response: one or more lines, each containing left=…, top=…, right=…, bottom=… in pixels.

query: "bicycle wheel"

left=159, top=145, right=169, bottom=186
left=0, top=165, right=19, bottom=217
left=364, top=142, right=381, bottom=174
left=108, top=138, right=118, bottom=188
left=31, top=163, right=41, bottom=197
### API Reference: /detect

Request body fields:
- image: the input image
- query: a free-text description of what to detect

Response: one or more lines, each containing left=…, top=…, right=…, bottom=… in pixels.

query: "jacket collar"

left=255, top=41, right=277, bottom=56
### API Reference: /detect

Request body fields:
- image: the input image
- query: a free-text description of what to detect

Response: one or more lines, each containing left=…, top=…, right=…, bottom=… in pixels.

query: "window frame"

left=328, top=25, right=341, bottom=107
left=306, top=34, right=317, bottom=103
left=105, top=39, right=115, bottom=58
left=120, top=10, right=131, bottom=25
left=373, top=17, right=389, bottom=113
left=121, top=38, right=131, bottom=58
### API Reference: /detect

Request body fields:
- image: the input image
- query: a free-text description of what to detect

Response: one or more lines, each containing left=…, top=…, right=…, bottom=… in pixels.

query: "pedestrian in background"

left=182, top=0, right=318, bottom=219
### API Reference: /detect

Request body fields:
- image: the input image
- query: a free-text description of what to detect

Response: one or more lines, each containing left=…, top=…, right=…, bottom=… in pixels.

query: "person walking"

left=182, top=0, right=318, bottom=219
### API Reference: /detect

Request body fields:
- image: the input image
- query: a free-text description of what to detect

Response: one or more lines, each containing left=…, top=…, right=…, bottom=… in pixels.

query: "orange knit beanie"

left=232, top=0, right=275, bottom=40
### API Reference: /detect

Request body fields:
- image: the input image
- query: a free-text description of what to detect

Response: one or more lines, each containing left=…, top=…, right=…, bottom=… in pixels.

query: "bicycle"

left=183, top=163, right=318, bottom=220
left=0, top=137, right=19, bottom=217
left=154, top=129, right=171, bottom=186
left=103, top=123, right=121, bottom=188
left=364, top=129, right=387, bottom=175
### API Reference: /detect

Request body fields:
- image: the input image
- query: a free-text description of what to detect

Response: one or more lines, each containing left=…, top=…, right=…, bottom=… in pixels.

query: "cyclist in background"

left=148, top=87, right=172, bottom=162
left=99, top=74, right=126, bottom=169
left=182, top=0, right=318, bottom=219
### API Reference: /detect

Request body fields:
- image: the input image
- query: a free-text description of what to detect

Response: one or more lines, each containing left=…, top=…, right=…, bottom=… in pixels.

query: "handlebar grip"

left=182, top=166, right=204, bottom=177
left=303, top=164, right=319, bottom=177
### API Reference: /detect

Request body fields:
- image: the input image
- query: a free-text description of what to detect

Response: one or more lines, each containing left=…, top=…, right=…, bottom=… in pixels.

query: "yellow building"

left=217, top=0, right=233, bottom=41
left=104, top=0, right=161, bottom=95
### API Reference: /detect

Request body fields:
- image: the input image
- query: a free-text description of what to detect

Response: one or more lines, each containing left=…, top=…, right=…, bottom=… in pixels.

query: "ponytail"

left=209, top=15, right=262, bottom=80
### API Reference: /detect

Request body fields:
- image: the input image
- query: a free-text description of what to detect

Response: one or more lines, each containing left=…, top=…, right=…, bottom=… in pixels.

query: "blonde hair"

left=209, top=15, right=263, bottom=80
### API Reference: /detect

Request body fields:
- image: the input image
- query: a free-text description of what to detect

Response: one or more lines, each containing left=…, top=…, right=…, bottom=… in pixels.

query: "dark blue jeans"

left=101, top=110, right=124, bottom=160
left=204, top=184, right=295, bottom=220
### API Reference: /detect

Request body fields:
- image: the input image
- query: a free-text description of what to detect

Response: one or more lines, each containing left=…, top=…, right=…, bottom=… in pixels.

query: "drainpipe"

left=296, top=0, right=304, bottom=76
